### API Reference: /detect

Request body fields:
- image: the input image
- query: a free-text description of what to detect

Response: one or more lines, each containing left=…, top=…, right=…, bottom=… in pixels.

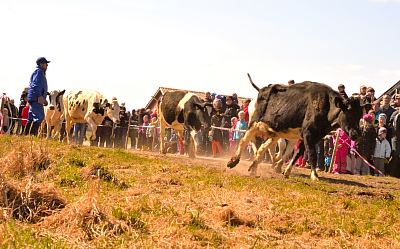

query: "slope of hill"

left=0, top=136, right=400, bottom=248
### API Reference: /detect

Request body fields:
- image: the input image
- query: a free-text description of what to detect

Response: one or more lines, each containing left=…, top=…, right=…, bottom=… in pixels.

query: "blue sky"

left=1, top=0, right=399, bottom=109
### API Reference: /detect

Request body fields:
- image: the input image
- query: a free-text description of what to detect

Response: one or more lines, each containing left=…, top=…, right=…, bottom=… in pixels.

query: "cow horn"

left=247, top=73, right=260, bottom=92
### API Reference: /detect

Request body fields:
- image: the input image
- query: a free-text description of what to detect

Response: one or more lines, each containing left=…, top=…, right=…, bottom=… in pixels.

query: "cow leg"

left=303, top=132, right=319, bottom=181
left=275, top=139, right=294, bottom=173
left=86, top=117, right=97, bottom=140
left=188, top=130, right=197, bottom=158
left=53, top=121, right=61, bottom=140
left=227, top=126, right=258, bottom=168
left=65, top=118, right=74, bottom=144
left=46, top=121, right=52, bottom=139
left=283, top=141, right=305, bottom=178
left=159, top=122, right=167, bottom=154
left=266, top=139, right=282, bottom=171
left=248, top=138, right=275, bottom=176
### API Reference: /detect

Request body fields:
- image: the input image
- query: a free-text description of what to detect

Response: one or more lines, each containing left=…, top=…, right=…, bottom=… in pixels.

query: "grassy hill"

left=1, top=136, right=400, bottom=248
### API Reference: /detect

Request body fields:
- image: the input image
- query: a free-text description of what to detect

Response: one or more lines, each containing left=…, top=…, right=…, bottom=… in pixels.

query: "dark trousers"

left=25, top=122, right=41, bottom=136
left=100, top=135, right=112, bottom=148
left=129, top=130, right=138, bottom=149
left=114, top=127, right=128, bottom=148
left=316, top=140, right=325, bottom=170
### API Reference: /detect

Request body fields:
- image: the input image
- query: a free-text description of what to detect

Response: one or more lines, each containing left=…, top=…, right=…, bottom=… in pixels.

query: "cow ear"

left=58, top=90, right=66, bottom=96
left=335, top=97, right=348, bottom=111
left=192, top=102, right=201, bottom=109
left=47, top=92, right=50, bottom=96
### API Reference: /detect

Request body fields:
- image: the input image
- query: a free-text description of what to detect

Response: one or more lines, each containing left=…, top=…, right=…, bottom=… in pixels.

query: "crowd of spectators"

left=2, top=80, right=400, bottom=178
left=297, top=84, right=400, bottom=177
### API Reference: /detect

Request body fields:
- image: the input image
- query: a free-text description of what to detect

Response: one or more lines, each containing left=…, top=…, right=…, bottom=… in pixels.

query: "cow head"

left=104, top=97, right=121, bottom=124
left=187, top=99, right=212, bottom=131
left=92, top=97, right=120, bottom=123
left=47, top=90, right=66, bottom=112
left=335, top=96, right=363, bottom=140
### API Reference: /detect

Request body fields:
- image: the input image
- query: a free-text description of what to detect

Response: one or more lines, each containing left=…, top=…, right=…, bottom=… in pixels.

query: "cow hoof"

left=311, top=171, right=319, bottom=181
left=248, top=161, right=257, bottom=172
left=227, top=157, right=240, bottom=168
left=283, top=170, right=291, bottom=178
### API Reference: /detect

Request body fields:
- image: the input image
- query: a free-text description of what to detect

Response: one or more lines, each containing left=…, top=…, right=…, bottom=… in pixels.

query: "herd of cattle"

left=42, top=74, right=364, bottom=181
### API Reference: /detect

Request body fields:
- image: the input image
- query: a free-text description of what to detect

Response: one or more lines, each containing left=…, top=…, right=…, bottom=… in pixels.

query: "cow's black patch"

left=160, top=91, right=211, bottom=131
left=160, top=91, right=187, bottom=125
left=178, top=110, right=184, bottom=123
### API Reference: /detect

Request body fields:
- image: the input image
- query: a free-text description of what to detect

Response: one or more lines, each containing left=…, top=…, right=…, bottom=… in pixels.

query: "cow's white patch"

left=177, top=92, right=195, bottom=113
left=253, top=122, right=302, bottom=140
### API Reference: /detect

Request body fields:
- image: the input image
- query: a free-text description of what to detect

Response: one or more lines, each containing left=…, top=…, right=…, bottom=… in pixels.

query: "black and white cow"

left=63, top=90, right=120, bottom=144
left=227, top=75, right=363, bottom=181
left=45, top=89, right=65, bottom=139
left=158, top=90, right=211, bottom=158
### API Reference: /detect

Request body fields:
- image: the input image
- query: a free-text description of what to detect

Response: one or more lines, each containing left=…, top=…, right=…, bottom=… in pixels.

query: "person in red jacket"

left=242, top=99, right=251, bottom=123
left=21, top=103, right=30, bottom=135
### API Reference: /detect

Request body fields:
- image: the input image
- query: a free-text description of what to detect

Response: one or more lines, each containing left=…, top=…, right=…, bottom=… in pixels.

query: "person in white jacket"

left=374, top=127, right=391, bottom=176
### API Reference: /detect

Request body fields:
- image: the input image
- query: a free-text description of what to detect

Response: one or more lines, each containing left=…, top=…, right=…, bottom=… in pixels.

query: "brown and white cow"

left=158, top=90, right=211, bottom=158
left=63, top=90, right=120, bottom=144
left=228, top=74, right=363, bottom=181
left=44, top=90, right=65, bottom=139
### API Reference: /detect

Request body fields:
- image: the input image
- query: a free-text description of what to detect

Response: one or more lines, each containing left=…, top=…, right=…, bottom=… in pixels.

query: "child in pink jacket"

left=332, top=128, right=350, bottom=174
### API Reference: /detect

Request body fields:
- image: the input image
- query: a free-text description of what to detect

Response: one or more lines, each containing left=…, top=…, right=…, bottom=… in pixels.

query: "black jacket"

left=357, top=125, right=377, bottom=159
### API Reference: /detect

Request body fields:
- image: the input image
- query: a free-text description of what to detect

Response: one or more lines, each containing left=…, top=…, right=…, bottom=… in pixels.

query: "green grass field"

left=1, top=135, right=400, bottom=248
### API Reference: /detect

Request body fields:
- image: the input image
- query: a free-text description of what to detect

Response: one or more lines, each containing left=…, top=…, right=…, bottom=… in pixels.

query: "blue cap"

left=36, top=57, right=51, bottom=65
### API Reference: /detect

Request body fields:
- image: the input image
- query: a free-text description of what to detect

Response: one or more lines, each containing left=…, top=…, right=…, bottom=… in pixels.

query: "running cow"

left=63, top=90, right=120, bottom=144
left=158, top=90, right=211, bottom=158
left=227, top=74, right=363, bottom=181
left=44, top=89, right=65, bottom=139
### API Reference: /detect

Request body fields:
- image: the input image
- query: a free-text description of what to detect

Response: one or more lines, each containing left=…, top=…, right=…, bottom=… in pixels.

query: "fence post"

left=124, top=115, right=132, bottom=149
left=329, top=129, right=340, bottom=173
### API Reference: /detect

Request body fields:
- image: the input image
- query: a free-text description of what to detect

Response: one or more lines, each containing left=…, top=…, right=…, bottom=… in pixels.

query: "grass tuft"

left=83, top=165, right=129, bottom=189
left=0, top=177, right=66, bottom=223
left=1, top=141, right=51, bottom=178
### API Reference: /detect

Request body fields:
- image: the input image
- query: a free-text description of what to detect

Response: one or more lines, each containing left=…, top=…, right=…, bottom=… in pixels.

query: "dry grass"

left=0, top=177, right=66, bottom=223
left=0, top=140, right=51, bottom=178
left=82, top=164, right=129, bottom=189
left=38, top=182, right=131, bottom=244
left=1, top=136, right=400, bottom=248
left=219, top=207, right=255, bottom=227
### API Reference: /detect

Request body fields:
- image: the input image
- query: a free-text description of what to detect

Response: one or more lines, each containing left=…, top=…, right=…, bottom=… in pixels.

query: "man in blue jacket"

left=26, top=57, right=50, bottom=135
